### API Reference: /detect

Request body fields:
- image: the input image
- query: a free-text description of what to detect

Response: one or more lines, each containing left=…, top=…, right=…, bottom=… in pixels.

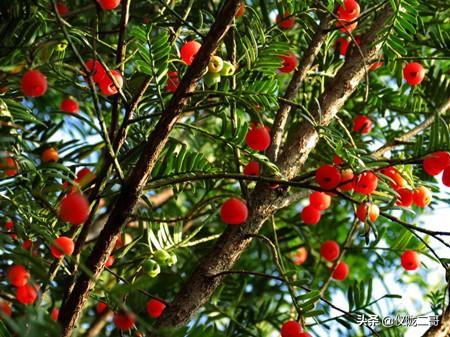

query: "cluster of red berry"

left=280, top=320, right=312, bottom=337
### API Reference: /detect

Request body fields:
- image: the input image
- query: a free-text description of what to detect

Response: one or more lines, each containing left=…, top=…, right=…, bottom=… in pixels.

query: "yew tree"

left=0, top=0, right=450, bottom=337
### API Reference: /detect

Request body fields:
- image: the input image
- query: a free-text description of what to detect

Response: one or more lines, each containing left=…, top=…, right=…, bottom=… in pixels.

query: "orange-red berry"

left=380, top=166, right=405, bottom=190
left=59, top=192, right=90, bottom=225
left=42, top=147, right=59, bottom=163
left=0, top=157, right=18, bottom=176
left=315, top=164, right=341, bottom=190
left=114, top=311, right=135, bottom=330
left=292, top=247, right=308, bottom=266
left=353, top=115, right=373, bottom=134
left=339, top=169, right=355, bottom=191
left=443, top=167, right=450, bottom=187
left=281, top=320, right=303, bottom=337
left=423, top=151, right=450, bottom=176
left=235, top=2, right=246, bottom=17
left=320, top=240, right=340, bottom=262
left=354, top=171, right=378, bottom=195
left=243, top=161, right=260, bottom=176
left=336, top=37, right=350, bottom=56
left=220, top=198, right=248, bottom=225
left=50, top=307, right=59, bottom=321
left=180, top=41, right=202, bottom=66
left=21, top=70, right=48, bottom=97
left=356, top=203, right=379, bottom=222
left=146, top=299, right=166, bottom=318
left=337, top=0, right=360, bottom=20
left=403, top=62, right=425, bottom=86
left=401, top=250, right=420, bottom=271
left=85, top=59, right=106, bottom=83
left=50, top=236, right=75, bottom=258
left=96, top=302, right=108, bottom=314
left=60, top=98, right=79, bottom=114
left=7, top=265, right=30, bottom=287
left=97, top=0, right=121, bottom=10
left=99, top=70, right=123, bottom=96
left=309, top=192, right=331, bottom=210
left=412, top=186, right=432, bottom=207
left=279, top=53, right=298, bottom=73
left=16, top=284, right=38, bottom=305
left=276, top=12, right=295, bottom=30
left=332, top=262, right=349, bottom=281
left=0, top=302, right=12, bottom=318
left=245, top=124, right=271, bottom=151
left=301, top=205, right=321, bottom=225
left=396, top=188, right=414, bottom=207
left=166, top=71, right=179, bottom=93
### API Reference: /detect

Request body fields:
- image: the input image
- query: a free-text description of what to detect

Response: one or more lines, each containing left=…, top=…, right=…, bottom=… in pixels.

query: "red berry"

left=236, top=2, right=246, bottom=17
left=105, top=255, right=115, bottom=267
left=337, top=19, right=358, bottom=34
left=279, top=53, right=298, bottom=73
left=315, top=164, right=341, bottom=190
left=339, top=169, right=355, bottom=191
left=292, top=247, right=308, bottom=266
left=42, top=147, right=59, bottom=163
left=99, top=70, right=123, bottom=96
left=332, top=262, right=349, bottom=281
left=50, top=236, right=75, bottom=258
left=22, top=239, right=32, bottom=250
left=396, top=188, right=414, bottom=207
left=97, top=0, right=121, bottom=10
left=51, top=307, right=59, bottom=321
left=337, top=0, right=360, bottom=20
left=60, top=98, right=79, bottom=114
left=245, top=124, right=271, bottom=151
left=403, top=62, right=425, bottom=86
left=276, top=12, right=295, bottom=30
left=443, top=167, right=450, bottom=187
left=96, top=302, right=108, bottom=314
left=380, top=167, right=405, bottom=190
left=243, top=161, right=260, bottom=176
left=76, top=168, right=96, bottom=187
left=166, top=71, right=179, bottom=93
left=0, top=302, right=12, bottom=317
left=59, top=192, right=90, bottom=225
left=114, top=311, right=135, bottom=330
left=333, top=155, right=345, bottom=165
left=21, top=70, right=48, bottom=97
left=7, top=265, right=30, bottom=287
left=320, top=240, right=340, bottom=262
left=220, top=198, right=248, bottom=225
left=301, top=205, right=321, bottom=225
left=354, top=171, right=378, bottom=195
left=146, top=299, right=166, bottom=318
left=401, top=250, right=420, bottom=271
left=281, top=320, right=303, bottom=337
left=56, top=3, right=69, bottom=16
left=423, top=151, right=450, bottom=176
left=4, top=219, right=14, bottom=230
left=85, top=59, right=106, bottom=83
left=336, top=37, right=350, bottom=56
left=356, top=203, right=379, bottom=222
left=309, top=192, right=331, bottom=210
left=0, top=157, right=18, bottom=176
left=16, top=284, right=38, bottom=305
left=412, top=186, right=432, bottom=207
left=352, top=115, right=373, bottom=134
left=180, top=41, right=202, bottom=66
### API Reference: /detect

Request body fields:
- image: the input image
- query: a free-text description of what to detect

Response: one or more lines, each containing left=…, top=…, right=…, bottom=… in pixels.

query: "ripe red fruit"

left=315, top=164, right=341, bottom=190
left=339, top=169, right=355, bottom=191
left=56, top=3, right=69, bottom=16
left=0, top=157, right=18, bottom=176
left=99, top=70, right=123, bottom=96
left=50, top=307, right=59, bottom=321
left=443, top=167, right=450, bottom=187
left=413, top=186, right=432, bottom=207
left=320, top=240, right=340, bottom=262
left=105, top=255, right=115, bottom=267
left=337, top=19, right=358, bottom=34
left=423, top=151, right=450, bottom=176
left=352, top=115, right=373, bottom=134
left=166, top=71, right=179, bottom=93
left=96, top=302, right=108, bottom=314
left=354, top=171, right=378, bottom=195
left=276, top=12, right=295, bottom=30
left=380, top=166, right=405, bottom=190
left=309, top=192, right=331, bottom=210
left=59, top=192, right=90, bottom=225
left=301, top=205, right=321, bottom=225
left=403, top=62, right=425, bottom=86
left=333, top=155, right=345, bottom=165
left=332, top=262, right=349, bottom=281
left=0, top=302, right=12, bottom=318
left=236, top=2, right=246, bottom=17
left=50, top=236, right=75, bottom=258
left=85, top=59, right=106, bottom=83
left=60, top=98, right=79, bottom=114
left=97, top=0, right=121, bottom=10
left=337, top=0, right=360, bottom=20
left=42, top=147, right=59, bottom=163
left=220, top=198, right=248, bottom=225
left=114, top=311, right=136, bottom=330
left=281, top=320, right=303, bottom=337
left=16, top=284, right=38, bottom=305
left=292, top=247, right=308, bottom=265
left=245, top=124, right=271, bottom=151
left=180, top=41, right=202, bottom=66
left=396, top=188, right=414, bottom=207
left=77, top=168, right=96, bottom=187
left=279, top=53, right=298, bottom=73
left=7, top=265, right=30, bottom=287
left=22, top=239, right=32, bottom=250
left=336, top=37, right=350, bottom=56
left=243, top=161, right=260, bottom=176
left=5, top=219, right=14, bottom=230
left=401, top=250, right=420, bottom=271
left=356, top=203, right=379, bottom=222
left=21, top=70, right=48, bottom=97
left=146, top=299, right=166, bottom=318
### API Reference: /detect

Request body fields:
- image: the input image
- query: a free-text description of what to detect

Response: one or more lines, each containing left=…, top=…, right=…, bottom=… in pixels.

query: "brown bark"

left=422, top=307, right=450, bottom=337
left=153, top=4, right=394, bottom=333
left=57, top=1, right=241, bottom=336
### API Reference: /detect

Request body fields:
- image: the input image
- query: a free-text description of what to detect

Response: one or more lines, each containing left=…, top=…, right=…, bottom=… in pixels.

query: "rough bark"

left=57, top=1, right=241, bottom=336
left=153, top=5, right=394, bottom=333
left=422, top=307, right=450, bottom=337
